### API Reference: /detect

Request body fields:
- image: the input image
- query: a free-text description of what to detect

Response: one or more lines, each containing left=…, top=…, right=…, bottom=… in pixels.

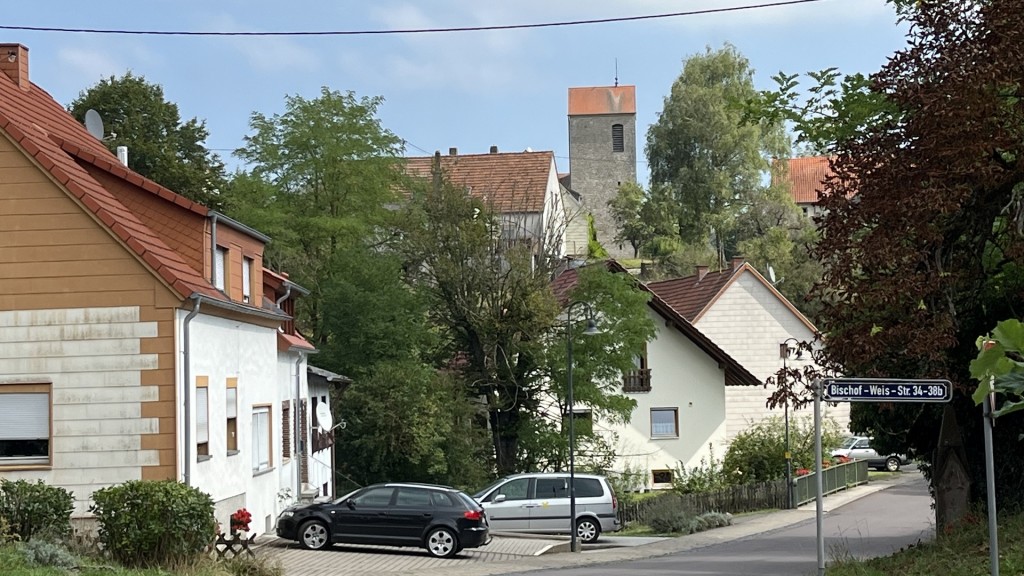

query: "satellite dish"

left=315, top=402, right=333, bottom=433
left=84, top=109, right=105, bottom=140
left=768, top=265, right=777, bottom=285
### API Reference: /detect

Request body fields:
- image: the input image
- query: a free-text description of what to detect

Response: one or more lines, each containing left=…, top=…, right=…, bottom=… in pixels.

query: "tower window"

left=612, top=124, right=624, bottom=153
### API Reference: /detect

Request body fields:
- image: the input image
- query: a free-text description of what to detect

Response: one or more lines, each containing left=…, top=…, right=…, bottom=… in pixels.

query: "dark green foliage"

left=18, top=539, right=77, bottom=570
left=68, top=72, right=226, bottom=208
left=0, top=479, right=73, bottom=541
left=722, top=417, right=843, bottom=483
left=90, top=480, right=216, bottom=568
left=645, top=496, right=692, bottom=533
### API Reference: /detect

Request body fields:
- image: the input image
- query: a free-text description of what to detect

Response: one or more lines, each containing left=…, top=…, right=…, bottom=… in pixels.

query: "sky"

left=4, top=0, right=909, bottom=184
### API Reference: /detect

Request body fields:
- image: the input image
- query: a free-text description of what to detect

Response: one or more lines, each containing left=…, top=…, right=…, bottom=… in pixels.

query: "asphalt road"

left=503, top=475, right=934, bottom=576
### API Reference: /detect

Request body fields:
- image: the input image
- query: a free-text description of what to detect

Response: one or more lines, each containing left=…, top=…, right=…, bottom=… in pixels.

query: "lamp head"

left=582, top=317, right=601, bottom=336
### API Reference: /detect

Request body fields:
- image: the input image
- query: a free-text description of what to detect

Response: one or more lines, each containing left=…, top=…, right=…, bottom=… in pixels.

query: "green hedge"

left=0, top=479, right=73, bottom=541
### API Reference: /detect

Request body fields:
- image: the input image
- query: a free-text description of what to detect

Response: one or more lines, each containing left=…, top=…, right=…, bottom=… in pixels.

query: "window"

left=491, top=478, right=530, bottom=502
left=226, top=378, right=238, bottom=453
left=574, top=478, right=605, bottom=498
left=854, top=439, right=871, bottom=449
left=612, top=123, right=624, bottom=152
left=650, top=408, right=678, bottom=438
left=214, top=246, right=227, bottom=291
left=0, top=383, right=51, bottom=466
left=242, top=257, right=253, bottom=303
left=252, top=406, right=271, bottom=473
left=395, top=487, right=433, bottom=507
left=652, top=470, right=674, bottom=484
left=431, top=491, right=458, bottom=507
left=352, top=487, right=394, bottom=507
left=281, top=400, right=292, bottom=460
left=196, top=376, right=209, bottom=457
left=535, top=478, right=568, bottom=499
left=623, top=345, right=651, bottom=392
left=563, top=409, right=593, bottom=435
left=311, top=396, right=319, bottom=430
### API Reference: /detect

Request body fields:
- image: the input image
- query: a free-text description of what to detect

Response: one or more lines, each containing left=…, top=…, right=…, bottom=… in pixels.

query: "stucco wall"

left=695, top=273, right=850, bottom=438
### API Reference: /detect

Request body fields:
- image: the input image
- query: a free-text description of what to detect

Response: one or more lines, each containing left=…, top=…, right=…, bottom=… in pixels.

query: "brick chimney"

left=0, top=44, right=29, bottom=91
left=448, top=147, right=458, bottom=156
left=489, top=145, right=498, bottom=154
left=731, top=256, right=745, bottom=271
left=695, top=265, right=708, bottom=281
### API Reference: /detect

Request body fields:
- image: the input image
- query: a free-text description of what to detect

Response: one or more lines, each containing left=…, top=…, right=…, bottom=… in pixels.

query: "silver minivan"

left=472, top=472, right=620, bottom=543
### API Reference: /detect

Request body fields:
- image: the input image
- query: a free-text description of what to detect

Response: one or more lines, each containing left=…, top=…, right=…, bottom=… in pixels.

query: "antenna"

left=84, top=109, right=104, bottom=140
left=315, top=402, right=333, bottom=434
left=768, top=265, right=776, bottom=285
left=614, top=58, right=619, bottom=87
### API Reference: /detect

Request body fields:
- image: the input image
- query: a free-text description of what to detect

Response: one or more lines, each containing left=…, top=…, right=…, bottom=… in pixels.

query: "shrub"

left=90, top=480, right=217, bottom=568
left=671, top=449, right=731, bottom=494
left=646, top=497, right=693, bottom=533
left=700, top=511, right=733, bottom=529
left=722, top=416, right=844, bottom=484
left=223, top=554, right=285, bottom=576
left=0, top=479, right=74, bottom=541
left=18, top=538, right=78, bottom=570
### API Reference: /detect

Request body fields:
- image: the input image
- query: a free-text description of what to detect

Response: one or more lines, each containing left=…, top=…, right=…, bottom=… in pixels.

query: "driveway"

left=261, top=533, right=566, bottom=576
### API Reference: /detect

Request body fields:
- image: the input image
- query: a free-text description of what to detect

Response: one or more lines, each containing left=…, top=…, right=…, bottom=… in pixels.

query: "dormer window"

left=612, top=124, right=624, bottom=153
left=242, top=257, right=253, bottom=303
left=214, top=246, right=227, bottom=291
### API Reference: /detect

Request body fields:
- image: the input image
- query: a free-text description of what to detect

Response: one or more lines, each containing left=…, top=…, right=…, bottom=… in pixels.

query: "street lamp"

left=779, top=337, right=803, bottom=510
left=566, top=300, right=600, bottom=553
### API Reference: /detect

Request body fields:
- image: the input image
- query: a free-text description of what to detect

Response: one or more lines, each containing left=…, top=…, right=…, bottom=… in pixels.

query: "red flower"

left=230, top=508, right=252, bottom=532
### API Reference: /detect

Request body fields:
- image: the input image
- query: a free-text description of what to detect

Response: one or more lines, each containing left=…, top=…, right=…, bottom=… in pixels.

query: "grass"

left=868, top=471, right=900, bottom=481
left=1, top=543, right=281, bottom=576
left=827, top=510, right=1024, bottom=576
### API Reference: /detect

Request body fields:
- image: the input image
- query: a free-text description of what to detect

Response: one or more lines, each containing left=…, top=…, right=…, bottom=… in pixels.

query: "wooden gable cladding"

left=210, top=223, right=264, bottom=306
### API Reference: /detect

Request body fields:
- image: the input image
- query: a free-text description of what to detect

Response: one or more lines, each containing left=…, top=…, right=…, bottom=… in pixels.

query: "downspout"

left=182, top=294, right=202, bottom=486
left=210, top=213, right=220, bottom=284
left=294, top=352, right=305, bottom=500
left=276, top=284, right=292, bottom=308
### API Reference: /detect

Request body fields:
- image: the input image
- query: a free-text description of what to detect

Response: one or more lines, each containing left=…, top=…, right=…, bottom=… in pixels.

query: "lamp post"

left=566, top=300, right=599, bottom=553
left=779, top=337, right=801, bottom=510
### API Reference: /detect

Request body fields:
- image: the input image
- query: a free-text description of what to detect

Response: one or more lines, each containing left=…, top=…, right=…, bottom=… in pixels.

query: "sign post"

left=812, top=377, right=952, bottom=575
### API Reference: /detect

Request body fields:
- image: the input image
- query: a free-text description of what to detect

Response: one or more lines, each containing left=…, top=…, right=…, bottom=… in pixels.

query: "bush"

left=223, top=554, right=285, bottom=576
left=0, top=479, right=74, bottom=541
left=18, top=538, right=77, bottom=570
left=671, top=451, right=731, bottom=494
left=700, top=511, right=733, bottom=529
left=90, top=480, right=217, bottom=568
left=722, top=416, right=844, bottom=484
left=646, top=496, right=693, bottom=533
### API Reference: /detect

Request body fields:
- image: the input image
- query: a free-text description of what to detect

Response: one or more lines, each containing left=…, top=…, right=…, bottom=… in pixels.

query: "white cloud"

left=201, top=13, right=321, bottom=74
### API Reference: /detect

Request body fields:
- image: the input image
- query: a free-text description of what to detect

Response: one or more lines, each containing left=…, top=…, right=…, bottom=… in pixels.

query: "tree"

left=756, top=0, right=1024, bottom=507
left=608, top=182, right=650, bottom=258
left=608, top=182, right=680, bottom=260
left=399, top=168, right=654, bottom=476
left=646, top=44, right=790, bottom=263
left=68, top=73, right=226, bottom=207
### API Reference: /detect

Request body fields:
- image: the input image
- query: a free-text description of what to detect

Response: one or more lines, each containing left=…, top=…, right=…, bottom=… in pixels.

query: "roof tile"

left=404, top=151, right=555, bottom=213
left=647, top=270, right=735, bottom=322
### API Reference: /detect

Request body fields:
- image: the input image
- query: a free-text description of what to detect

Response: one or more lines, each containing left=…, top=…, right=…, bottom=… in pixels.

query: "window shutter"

left=299, top=400, right=309, bottom=483
left=282, top=401, right=292, bottom=459
left=196, top=388, right=209, bottom=443
left=0, top=393, right=48, bottom=439
left=226, top=388, right=237, bottom=419
left=612, top=124, right=624, bottom=152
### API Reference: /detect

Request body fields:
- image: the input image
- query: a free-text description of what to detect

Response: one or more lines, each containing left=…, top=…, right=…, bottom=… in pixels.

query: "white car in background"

left=832, top=435, right=910, bottom=471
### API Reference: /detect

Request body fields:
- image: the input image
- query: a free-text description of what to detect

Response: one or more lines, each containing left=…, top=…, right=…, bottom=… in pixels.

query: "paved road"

left=498, top=477, right=934, bottom=576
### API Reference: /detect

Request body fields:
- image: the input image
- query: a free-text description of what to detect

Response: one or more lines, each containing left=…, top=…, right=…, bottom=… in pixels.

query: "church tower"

left=567, top=85, right=637, bottom=259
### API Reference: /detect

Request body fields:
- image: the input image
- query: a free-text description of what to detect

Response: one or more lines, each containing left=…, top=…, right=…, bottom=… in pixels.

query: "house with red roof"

left=0, top=43, right=339, bottom=534
left=552, top=261, right=764, bottom=489
left=646, top=258, right=849, bottom=445
left=404, top=146, right=588, bottom=259
left=776, top=156, right=835, bottom=218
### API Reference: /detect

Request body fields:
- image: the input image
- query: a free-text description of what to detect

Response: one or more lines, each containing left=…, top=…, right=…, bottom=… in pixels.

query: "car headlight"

left=278, top=510, right=295, bottom=519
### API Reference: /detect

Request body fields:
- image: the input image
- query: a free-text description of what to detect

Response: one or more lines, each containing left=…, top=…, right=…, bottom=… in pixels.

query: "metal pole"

left=567, top=304, right=579, bottom=553
left=983, top=393, right=999, bottom=576
left=785, top=400, right=792, bottom=509
left=814, top=379, right=825, bottom=576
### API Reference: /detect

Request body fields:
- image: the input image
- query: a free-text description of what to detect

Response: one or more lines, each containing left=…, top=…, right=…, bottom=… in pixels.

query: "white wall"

left=0, top=306, right=160, bottom=516
left=606, top=306, right=728, bottom=487
left=694, top=272, right=850, bottom=438
left=307, top=379, right=333, bottom=498
left=182, top=311, right=280, bottom=535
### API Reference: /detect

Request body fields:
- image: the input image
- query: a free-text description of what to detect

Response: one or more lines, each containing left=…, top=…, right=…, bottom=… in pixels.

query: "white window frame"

left=214, top=246, right=227, bottom=291
left=0, top=384, right=51, bottom=466
left=252, top=406, right=271, bottom=473
left=242, top=257, right=253, bottom=303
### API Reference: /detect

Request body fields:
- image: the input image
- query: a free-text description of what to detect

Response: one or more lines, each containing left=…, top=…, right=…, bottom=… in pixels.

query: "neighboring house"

left=551, top=262, right=763, bottom=490
left=775, top=156, right=835, bottom=219
left=0, top=43, right=344, bottom=536
left=404, top=147, right=570, bottom=261
left=646, top=257, right=850, bottom=442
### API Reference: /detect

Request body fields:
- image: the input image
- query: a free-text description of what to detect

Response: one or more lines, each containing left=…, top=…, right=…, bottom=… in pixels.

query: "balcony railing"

left=623, top=369, right=652, bottom=392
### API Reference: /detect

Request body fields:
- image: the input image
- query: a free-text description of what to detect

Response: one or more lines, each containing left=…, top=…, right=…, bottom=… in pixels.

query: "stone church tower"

left=567, top=85, right=637, bottom=259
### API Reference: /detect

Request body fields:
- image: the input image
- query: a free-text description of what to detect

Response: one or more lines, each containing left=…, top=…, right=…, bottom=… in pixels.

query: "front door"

left=529, top=476, right=570, bottom=532
left=482, top=477, right=533, bottom=530
left=330, top=486, right=394, bottom=543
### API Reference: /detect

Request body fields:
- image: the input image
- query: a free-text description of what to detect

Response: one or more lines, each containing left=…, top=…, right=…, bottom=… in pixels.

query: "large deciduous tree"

left=759, top=0, right=1024, bottom=506
left=69, top=72, right=226, bottom=207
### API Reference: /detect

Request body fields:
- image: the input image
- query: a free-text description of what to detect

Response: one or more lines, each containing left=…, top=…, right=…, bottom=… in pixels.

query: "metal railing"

left=792, top=459, right=869, bottom=507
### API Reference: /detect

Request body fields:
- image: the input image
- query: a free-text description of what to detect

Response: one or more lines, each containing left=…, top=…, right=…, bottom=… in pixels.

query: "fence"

left=792, top=459, right=869, bottom=506
left=618, top=478, right=788, bottom=526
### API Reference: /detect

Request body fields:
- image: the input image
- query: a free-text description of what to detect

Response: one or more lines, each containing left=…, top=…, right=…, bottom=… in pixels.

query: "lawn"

left=0, top=543, right=277, bottom=576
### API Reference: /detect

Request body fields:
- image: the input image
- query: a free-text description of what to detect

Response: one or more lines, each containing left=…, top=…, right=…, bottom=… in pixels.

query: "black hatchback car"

left=276, top=482, right=490, bottom=558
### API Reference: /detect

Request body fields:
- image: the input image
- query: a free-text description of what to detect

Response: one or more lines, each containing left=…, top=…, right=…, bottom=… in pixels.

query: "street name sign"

left=822, top=378, right=952, bottom=403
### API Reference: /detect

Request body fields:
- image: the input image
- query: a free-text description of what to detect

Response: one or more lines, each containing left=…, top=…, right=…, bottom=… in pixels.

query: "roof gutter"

left=182, top=294, right=202, bottom=487
left=209, top=210, right=272, bottom=244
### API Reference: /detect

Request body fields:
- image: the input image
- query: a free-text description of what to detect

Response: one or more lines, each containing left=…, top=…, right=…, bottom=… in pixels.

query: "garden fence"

left=618, top=478, right=788, bottom=526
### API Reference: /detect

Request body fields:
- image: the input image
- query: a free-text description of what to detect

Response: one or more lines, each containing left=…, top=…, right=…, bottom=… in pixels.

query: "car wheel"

left=425, top=526, right=459, bottom=558
left=299, top=520, right=330, bottom=550
left=885, top=457, right=901, bottom=472
left=576, top=517, right=601, bottom=544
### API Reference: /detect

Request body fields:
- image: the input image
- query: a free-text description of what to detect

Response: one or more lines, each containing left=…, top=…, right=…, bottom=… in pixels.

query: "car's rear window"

left=452, top=491, right=480, bottom=510
left=574, top=478, right=604, bottom=498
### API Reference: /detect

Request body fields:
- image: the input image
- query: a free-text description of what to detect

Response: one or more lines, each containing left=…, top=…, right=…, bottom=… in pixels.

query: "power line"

left=2, top=0, right=832, bottom=37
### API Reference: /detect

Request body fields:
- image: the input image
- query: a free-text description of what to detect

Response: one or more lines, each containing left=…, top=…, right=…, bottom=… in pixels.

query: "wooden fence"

left=618, top=478, right=788, bottom=526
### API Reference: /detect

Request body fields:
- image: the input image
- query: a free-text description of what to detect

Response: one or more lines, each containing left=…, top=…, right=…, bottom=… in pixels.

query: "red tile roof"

left=0, top=64, right=222, bottom=301
left=647, top=268, right=737, bottom=322
left=568, top=86, right=636, bottom=115
left=777, top=156, right=834, bottom=205
left=550, top=260, right=760, bottom=387
left=404, top=151, right=554, bottom=213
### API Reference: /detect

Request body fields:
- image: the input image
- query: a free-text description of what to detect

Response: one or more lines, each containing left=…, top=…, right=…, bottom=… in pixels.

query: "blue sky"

left=5, top=0, right=908, bottom=183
